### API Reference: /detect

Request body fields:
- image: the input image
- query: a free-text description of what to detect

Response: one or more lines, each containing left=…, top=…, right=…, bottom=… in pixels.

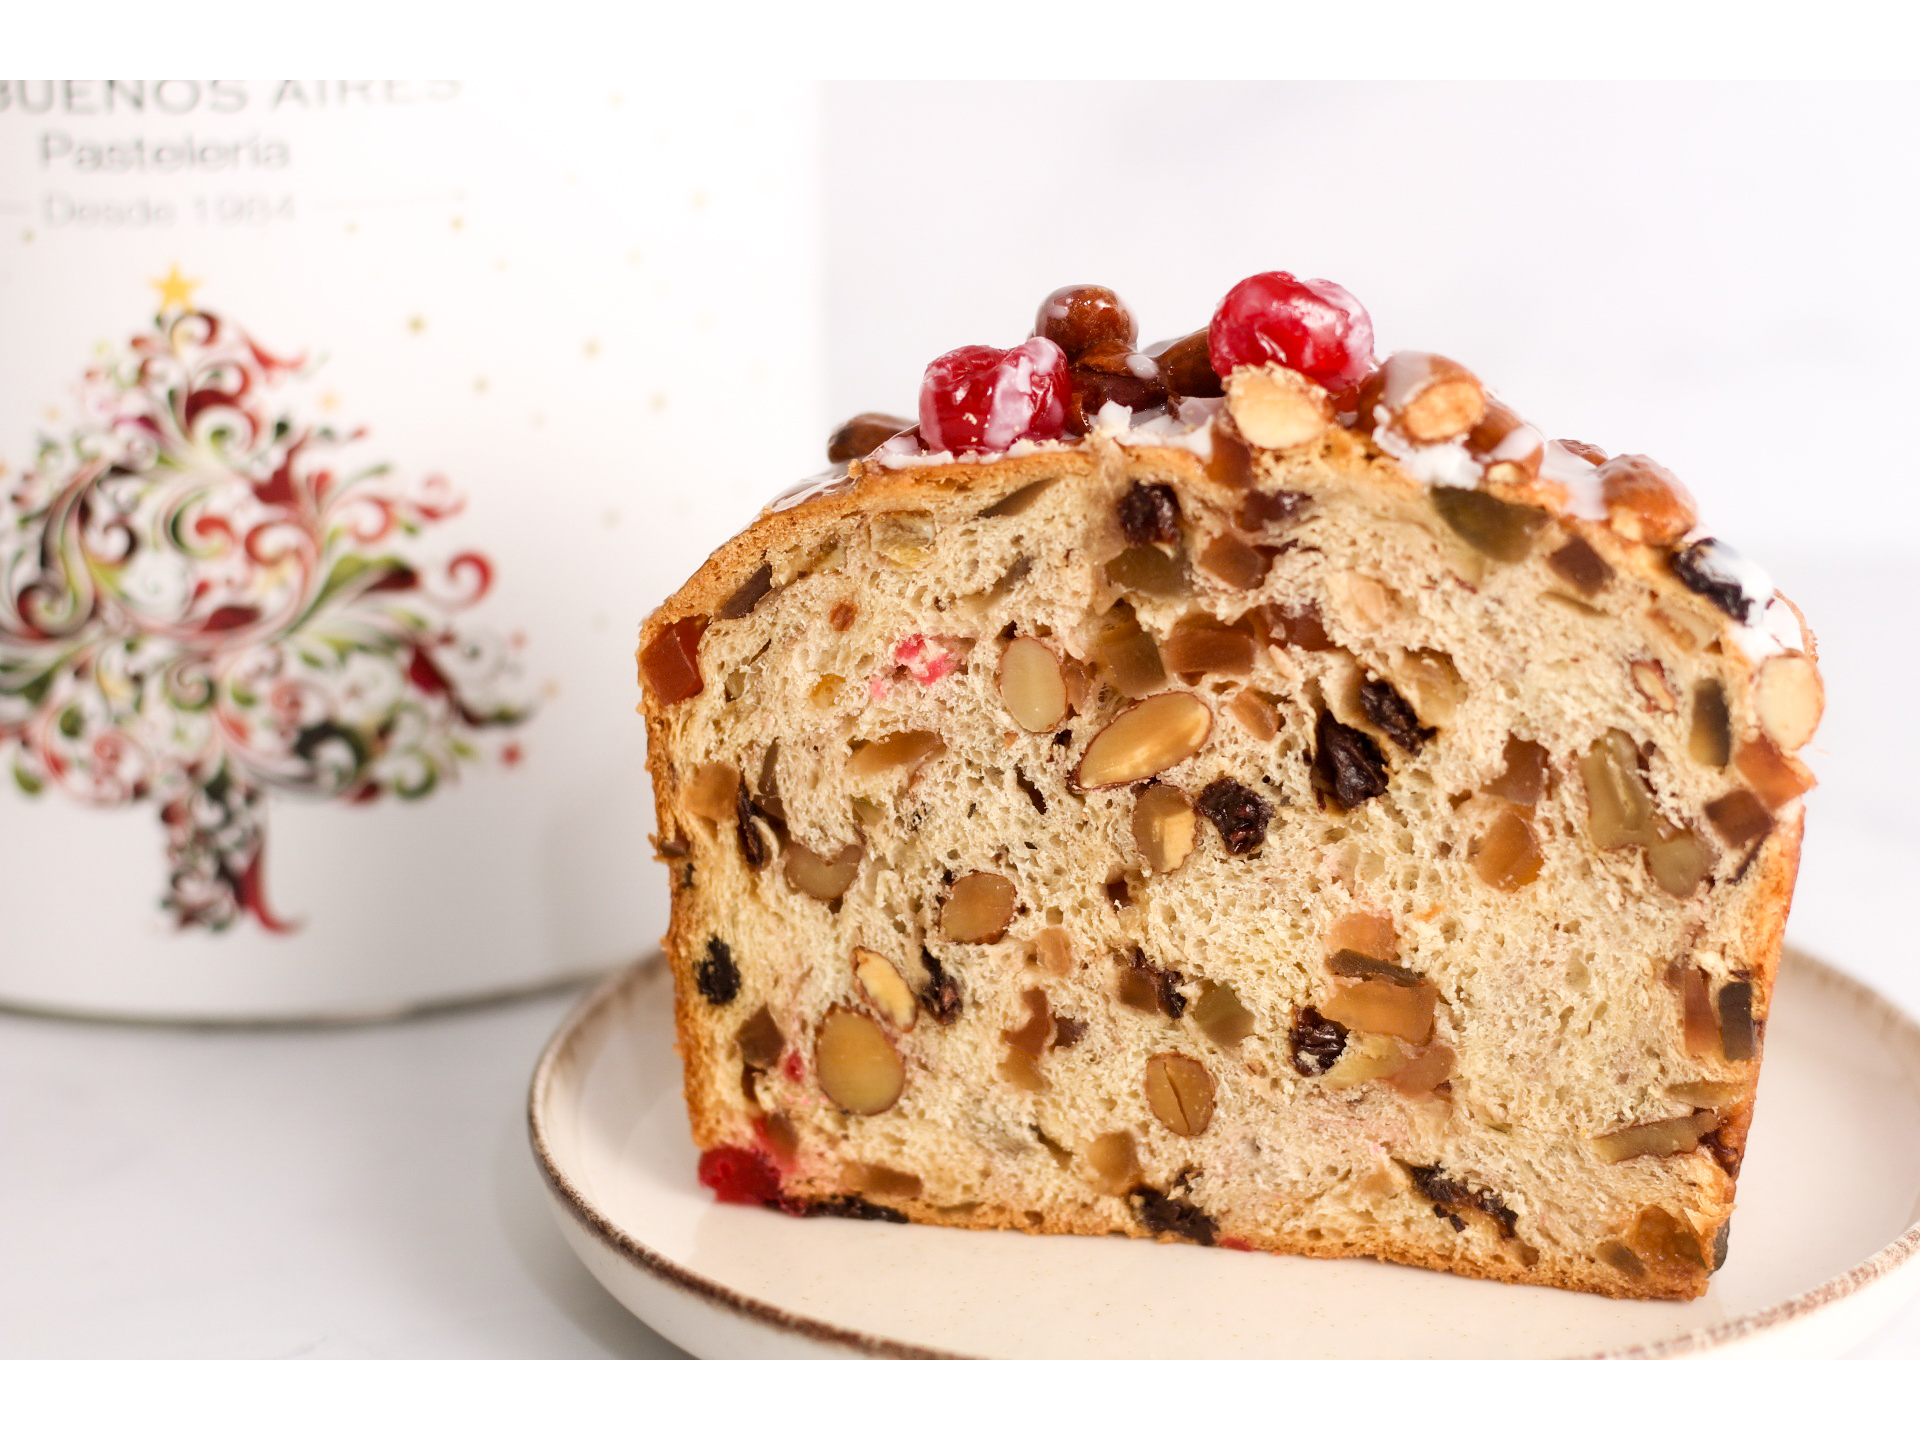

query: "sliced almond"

left=941, top=871, right=1016, bottom=943
left=1074, top=692, right=1212, bottom=789
left=852, top=947, right=917, bottom=1030
left=847, top=730, right=944, bottom=779
left=1631, top=659, right=1678, bottom=714
left=1754, top=653, right=1823, bottom=752
left=815, top=1006, right=905, bottom=1115
left=999, top=636, right=1069, bottom=732
left=1226, top=363, right=1332, bottom=449
left=1143, top=1052, right=1216, bottom=1137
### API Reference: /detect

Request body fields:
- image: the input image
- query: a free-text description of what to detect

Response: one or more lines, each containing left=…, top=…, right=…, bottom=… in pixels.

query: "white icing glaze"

left=1371, top=407, right=1482, bottom=488
left=1123, top=351, right=1159, bottom=380
left=1539, top=441, right=1608, bottom=521
left=768, top=466, right=854, bottom=513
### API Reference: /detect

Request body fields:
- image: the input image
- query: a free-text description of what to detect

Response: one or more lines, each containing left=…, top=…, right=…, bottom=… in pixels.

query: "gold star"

left=150, top=264, right=201, bottom=313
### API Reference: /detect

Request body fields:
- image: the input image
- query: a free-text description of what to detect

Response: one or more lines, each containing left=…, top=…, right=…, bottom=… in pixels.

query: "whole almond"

left=1073, top=692, right=1213, bottom=789
left=998, top=636, right=1069, bottom=732
left=1144, top=1052, right=1216, bottom=1137
left=1226, top=364, right=1332, bottom=449
left=852, top=947, right=917, bottom=1030
left=1753, top=652, right=1823, bottom=752
left=815, top=1006, right=905, bottom=1115
left=1367, top=351, right=1486, bottom=443
left=1597, top=454, right=1698, bottom=545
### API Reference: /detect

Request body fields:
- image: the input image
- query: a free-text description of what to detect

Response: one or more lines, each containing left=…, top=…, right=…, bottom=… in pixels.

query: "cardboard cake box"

left=0, top=79, right=823, bottom=1018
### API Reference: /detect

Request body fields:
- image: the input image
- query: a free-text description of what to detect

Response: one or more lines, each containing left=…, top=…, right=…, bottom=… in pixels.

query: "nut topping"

left=852, top=948, right=917, bottom=1030
left=999, top=636, right=1070, bottom=733
left=1466, top=397, right=1545, bottom=483
left=640, top=615, right=708, bottom=704
left=1143, top=1052, right=1216, bottom=1137
left=827, top=412, right=914, bottom=464
left=1074, top=692, right=1213, bottom=789
left=1132, top=783, right=1198, bottom=875
left=941, top=871, right=1017, bottom=944
left=783, top=841, right=863, bottom=903
left=1754, top=653, right=1824, bottom=752
left=815, top=1006, right=905, bottom=1115
left=847, top=730, right=945, bottom=779
left=1597, top=454, right=1698, bottom=546
left=1366, top=351, right=1486, bottom=442
left=1225, top=363, right=1333, bottom=450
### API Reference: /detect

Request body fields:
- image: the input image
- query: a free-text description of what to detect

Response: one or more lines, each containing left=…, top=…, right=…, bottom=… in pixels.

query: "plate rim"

left=527, top=945, right=1920, bottom=1361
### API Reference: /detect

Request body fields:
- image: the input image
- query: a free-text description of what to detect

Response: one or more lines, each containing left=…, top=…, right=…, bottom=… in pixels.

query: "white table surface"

left=3, top=553, right=1916, bottom=1360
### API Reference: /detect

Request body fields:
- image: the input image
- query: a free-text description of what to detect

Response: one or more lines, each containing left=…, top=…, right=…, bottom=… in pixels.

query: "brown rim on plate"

left=527, top=945, right=1920, bottom=1361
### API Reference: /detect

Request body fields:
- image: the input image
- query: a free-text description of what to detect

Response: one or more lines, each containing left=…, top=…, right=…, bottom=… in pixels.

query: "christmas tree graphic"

left=0, top=268, right=532, bottom=933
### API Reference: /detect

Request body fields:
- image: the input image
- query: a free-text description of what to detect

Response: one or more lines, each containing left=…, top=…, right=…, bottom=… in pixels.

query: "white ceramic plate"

left=528, top=947, right=1920, bottom=1358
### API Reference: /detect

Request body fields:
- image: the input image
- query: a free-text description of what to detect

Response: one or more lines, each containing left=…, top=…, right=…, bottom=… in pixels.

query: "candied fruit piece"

left=1196, top=776, right=1272, bottom=855
left=1579, top=729, right=1655, bottom=849
left=1592, top=1111, right=1718, bottom=1163
left=1227, top=689, right=1280, bottom=741
left=1034, top=925, right=1074, bottom=976
left=737, top=1005, right=785, bottom=1069
left=1074, top=693, right=1212, bottom=789
left=1143, top=1051, right=1216, bottom=1137
left=1197, top=533, right=1273, bottom=590
left=1472, top=807, right=1544, bottom=891
left=1718, top=979, right=1757, bottom=1062
left=870, top=510, right=939, bottom=567
left=1117, top=947, right=1188, bottom=1020
left=684, top=761, right=741, bottom=824
left=919, top=339, right=1070, bottom=454
left=1161, top=615, right=1256, bottom=678
left=698, top=1146, right=783, bottom=1207
left=1430, top=487, right=1549, bottom=563
left=941, top=872, right=1016, bottom=943
left=1735, top=736, right=1815, bottom=810
left=1003, top=987, right=1053, bottom=1057
left=1105, top=544, right=1191, bottom=599
left=815, top=1006, right=905, bottom=1115
left=1130, top=1186, right=1219, bottom=1246
left=696, top=937, right=741, bottom=1005
left=1208, top=271, right=1375, bottom=391
left=1321, top=1033, right=1408, bottom=1088
left=1627, top=1206, right=1708, bottom=1273
left=1677, top=966, right=1720, bottom=1058
left=1546, top=536, right=1613, bottom=596
left=640, top=615, right=708, bottom=704
left=718, top=564, right=775, bottom=620
left=1646, top=821, right=1711, bottom=898
left=1132, top=783, right=1197, bottom=875
left=1088, top=1131, right=1143, bottom=1193
left=982, top=477, right=1061, bottom=518
left=1192, top=980, right=1257, bottom=1047
left=1386, top=1041, right=1455, bottom=1098
left=1263, top=603, right=1334, bottom=652
left=1484, top=736, right=1548, bottom=808
left=997, top=1047, right=1047, bottom=1092
left=1689, top=680, right=1732, bottom=768
left=1327, top=911, right=1396, bottom=961
left=1236, top=488, right=1309, bottom=531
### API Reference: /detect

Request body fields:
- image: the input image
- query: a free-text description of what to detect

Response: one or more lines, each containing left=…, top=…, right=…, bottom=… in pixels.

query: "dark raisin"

left=1195, top=777, right=1272, bottom=855
left=1546, top=536, right=1612, bottom=596
left=1670, top=539, right=1761, bottom=623
left=826, top=412, right=913, bottom=464
left=799, top=1194, right=909, bottom=1223
left=734, top=781, right=772, bottom=869
left=917, top=947, right=963, bottom=1025
left=1407, top=1163, right=1517, bottom=1239
left=1052, top=1015, right=1087, bottom=1048
left=1129, top=1185, right=1218, bottom=1246
left=1117, top=481, right=1181, bottom=547
left=1118, top=947, right=1187, bottom=1020
left=1358, top=677, right=1436, bottom=755
left=652, top=832, right=690, bottom=860
left=1289, top=1006, right=1348, bottom=1075
left=1312, top=710, right=1389, bottom=810
left=717, top=563, right=774, bottom=620
left=1015, top=768, right=1047, bottom=814
left=1717, top=978, right=1756, bottom=1061
left=695, top=938, right=740, bottom=1005
left=1712, top=1220, right=1732, bottom=1272
left=1236, top=488, right=1309, bottom=531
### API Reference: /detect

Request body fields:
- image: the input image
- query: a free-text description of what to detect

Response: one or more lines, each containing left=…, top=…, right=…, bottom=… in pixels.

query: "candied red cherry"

left=919, top=338, right=1071, bottom=454
left=1035, top=285, right=1137, bottom=359
left=1208, top=271, right=1375, bottom=392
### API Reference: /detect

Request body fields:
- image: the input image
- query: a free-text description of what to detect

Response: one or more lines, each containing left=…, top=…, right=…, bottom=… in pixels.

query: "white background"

left=8, top=69, right=1920, bottom=1365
